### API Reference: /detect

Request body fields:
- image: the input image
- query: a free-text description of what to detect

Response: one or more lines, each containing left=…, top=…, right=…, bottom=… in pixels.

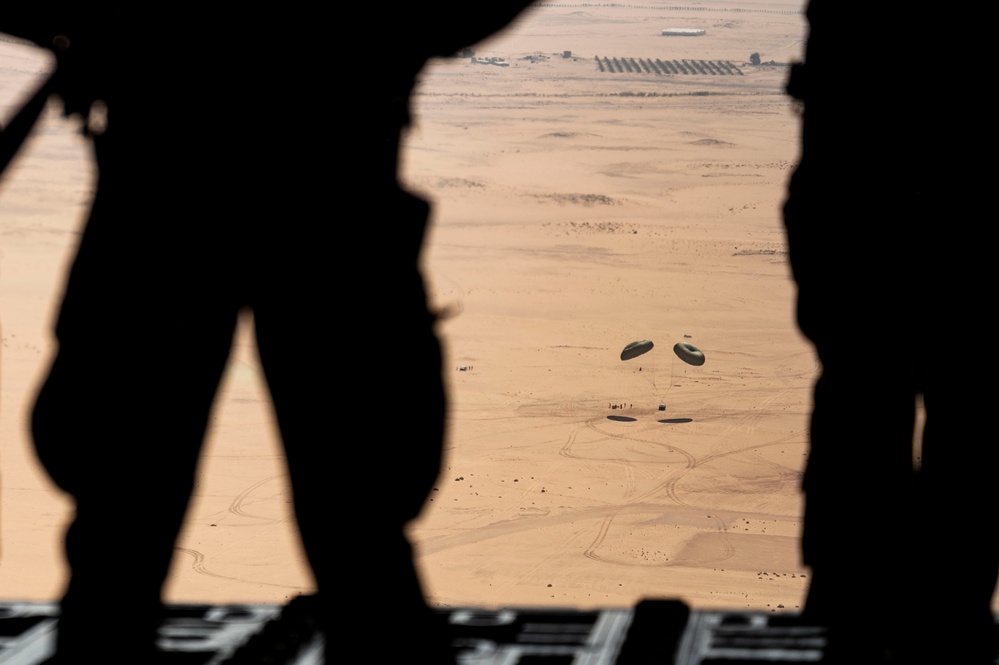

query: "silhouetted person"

left=3, top=6, right=534, bottom=662
left=783, top=3, right=996, bottom=663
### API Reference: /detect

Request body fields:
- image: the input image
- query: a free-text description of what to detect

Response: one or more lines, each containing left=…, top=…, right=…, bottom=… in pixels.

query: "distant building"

left=473, top=57, right=509, bottom=67
left=661, top=28, right=706, bottom=37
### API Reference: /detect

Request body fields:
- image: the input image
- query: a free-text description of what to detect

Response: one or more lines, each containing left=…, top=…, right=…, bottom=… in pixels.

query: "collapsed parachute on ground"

left=673, top=342, right=705, bottom=366
left=620, top=339, right=654, bottom=361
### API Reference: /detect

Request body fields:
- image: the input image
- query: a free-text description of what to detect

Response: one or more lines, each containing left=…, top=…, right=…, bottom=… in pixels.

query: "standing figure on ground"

left=3, top=5, right=535, bottom=662
left=783, top=2, right=996, bottom=662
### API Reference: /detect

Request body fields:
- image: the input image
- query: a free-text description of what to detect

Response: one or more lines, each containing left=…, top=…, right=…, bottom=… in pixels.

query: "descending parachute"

left=673, top=342, right=705, bottom=366
left=620, top=339, right=654, bottom=361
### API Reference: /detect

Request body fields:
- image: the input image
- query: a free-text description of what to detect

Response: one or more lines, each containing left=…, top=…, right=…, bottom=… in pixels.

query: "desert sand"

left=2, top=1, right=977, bottom=620
left=400, top=1, right=815, bottom=614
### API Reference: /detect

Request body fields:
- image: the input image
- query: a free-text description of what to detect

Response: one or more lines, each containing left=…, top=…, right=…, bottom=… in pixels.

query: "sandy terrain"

left=4, top=1, right=981, bottom=621
left=402, top=1, right=813, bottom=614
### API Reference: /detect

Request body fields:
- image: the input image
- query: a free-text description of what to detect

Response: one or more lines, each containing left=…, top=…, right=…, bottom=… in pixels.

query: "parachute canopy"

left=673, top=342, right=705, bottom=366
left=620, top=339, right=654, bottom=361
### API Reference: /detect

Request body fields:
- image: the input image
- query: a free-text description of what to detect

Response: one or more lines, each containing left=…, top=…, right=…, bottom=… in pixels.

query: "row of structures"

left=595, top=56, right=743, bottom=76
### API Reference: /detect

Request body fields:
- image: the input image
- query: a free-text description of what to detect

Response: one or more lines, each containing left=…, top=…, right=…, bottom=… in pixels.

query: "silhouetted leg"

left=798, top=339, right=918, bottom=663
left=786, top=114, right=923, bottom=660
left=906, top=371, right=998, bottom=664
left=33, top=300, right=237, bottom=662
left=253, top=188, right=451, bottom=662
left=31, top=148, right=241, bottom=661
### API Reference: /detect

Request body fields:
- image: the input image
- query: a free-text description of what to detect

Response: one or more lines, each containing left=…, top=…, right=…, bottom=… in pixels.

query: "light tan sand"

left=402, top=1, right=814, bottom=613
left=3, top=2, right=982, bottom=618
